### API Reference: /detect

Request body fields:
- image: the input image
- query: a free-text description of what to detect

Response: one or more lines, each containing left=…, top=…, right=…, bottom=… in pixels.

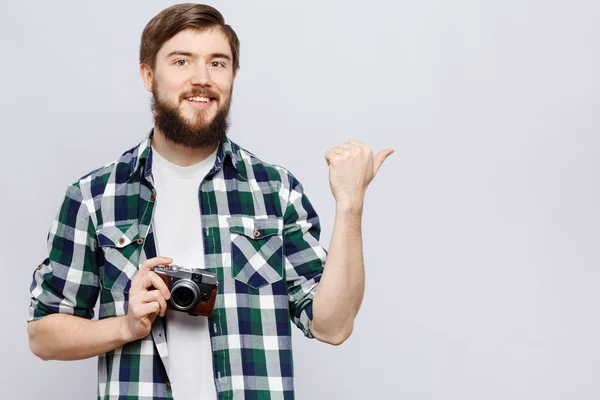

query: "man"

left=27, top=3, right=393, bottom=399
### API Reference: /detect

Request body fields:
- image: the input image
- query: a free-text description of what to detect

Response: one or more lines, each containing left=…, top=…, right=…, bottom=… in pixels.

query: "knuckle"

left=152, top=291, right=163, bottom=301
left=130, top=306, right=141, bottom=318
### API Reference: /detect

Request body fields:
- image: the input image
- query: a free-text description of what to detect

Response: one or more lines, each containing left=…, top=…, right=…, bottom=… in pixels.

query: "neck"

left=152, top=128, right=219, bottom=167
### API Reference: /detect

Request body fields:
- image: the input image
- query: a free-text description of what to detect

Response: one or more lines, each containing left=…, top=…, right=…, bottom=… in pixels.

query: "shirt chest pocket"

left=227, top=216, right=284, bottom=290
left=97, top=223, right=142, bottom=293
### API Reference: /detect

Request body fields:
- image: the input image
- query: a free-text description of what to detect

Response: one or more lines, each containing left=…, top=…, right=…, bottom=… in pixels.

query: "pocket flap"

left=97, top=223, right=139, bottom=248
left=227, top=216, right=282, bottom=239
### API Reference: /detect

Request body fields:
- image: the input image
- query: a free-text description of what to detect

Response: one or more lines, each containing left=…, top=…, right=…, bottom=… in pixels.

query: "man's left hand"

left=324, top=140, right=394, bottom=208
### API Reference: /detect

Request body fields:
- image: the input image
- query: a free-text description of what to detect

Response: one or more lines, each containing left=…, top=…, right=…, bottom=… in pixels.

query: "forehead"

left=157, top=28, right=232, bottom=58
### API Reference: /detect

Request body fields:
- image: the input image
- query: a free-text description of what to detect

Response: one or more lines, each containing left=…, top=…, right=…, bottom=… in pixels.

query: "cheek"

left=155, top=73, right=187, bottom=99
left=213, top=75, right=234, bottom=96
left=155, top=88, right=180, bottom=107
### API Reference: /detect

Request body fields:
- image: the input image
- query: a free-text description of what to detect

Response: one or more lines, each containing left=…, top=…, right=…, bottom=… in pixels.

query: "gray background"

left=1, top=0, right=599, bottom=399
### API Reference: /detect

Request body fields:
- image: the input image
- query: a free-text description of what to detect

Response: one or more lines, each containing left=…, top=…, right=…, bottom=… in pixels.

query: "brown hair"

left=140, top=3, right=240, bottom=72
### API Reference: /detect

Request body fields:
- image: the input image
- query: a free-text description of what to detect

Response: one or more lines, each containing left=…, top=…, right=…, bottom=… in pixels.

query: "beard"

left=151, top=87, right=231, bottom=149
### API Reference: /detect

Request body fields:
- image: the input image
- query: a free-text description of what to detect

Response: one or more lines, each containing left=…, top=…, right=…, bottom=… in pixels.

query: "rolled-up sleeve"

left=283, top=174, right=327, bottom=338
left=28, top=183, right=100, bottom=321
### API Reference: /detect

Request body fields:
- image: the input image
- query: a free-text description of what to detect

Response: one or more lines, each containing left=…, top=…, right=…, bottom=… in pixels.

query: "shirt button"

left=166, top=382, right=171, bottom=389
left=253, top=230, right=261, bottom=238
left=36, top=264, right=43, bottom=270
left=136, top=238, right=144, bottom=245
left=118, top=238, right=125, bottom=245
left=150, top=193, right=156, bottom=201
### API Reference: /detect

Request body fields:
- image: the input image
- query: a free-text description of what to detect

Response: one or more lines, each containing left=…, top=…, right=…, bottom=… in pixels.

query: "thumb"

left=373, top=148, right=395, bottom=176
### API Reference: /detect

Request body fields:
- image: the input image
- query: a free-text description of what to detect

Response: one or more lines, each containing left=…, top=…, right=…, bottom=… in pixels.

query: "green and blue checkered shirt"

left=29, top=132, right=326, bottom=399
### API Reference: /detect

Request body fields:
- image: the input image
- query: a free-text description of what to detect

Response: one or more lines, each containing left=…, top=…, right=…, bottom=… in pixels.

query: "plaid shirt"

left=29, top=132, right=326, bottom=399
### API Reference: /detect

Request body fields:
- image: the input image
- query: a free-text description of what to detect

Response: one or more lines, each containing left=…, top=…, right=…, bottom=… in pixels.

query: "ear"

left=140, top=63, right=154, bottom=92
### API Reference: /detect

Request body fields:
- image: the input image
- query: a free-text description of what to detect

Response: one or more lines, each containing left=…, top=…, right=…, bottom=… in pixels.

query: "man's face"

left=141, top=28, right=236, bottom=148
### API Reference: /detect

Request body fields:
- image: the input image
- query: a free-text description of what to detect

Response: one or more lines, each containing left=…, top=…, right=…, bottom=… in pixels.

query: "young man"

left=27, top=4, right=393, bottom=399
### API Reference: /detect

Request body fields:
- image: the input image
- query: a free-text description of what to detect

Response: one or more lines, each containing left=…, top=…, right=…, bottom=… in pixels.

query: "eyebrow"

left=166, top=51, right=232, bottom=61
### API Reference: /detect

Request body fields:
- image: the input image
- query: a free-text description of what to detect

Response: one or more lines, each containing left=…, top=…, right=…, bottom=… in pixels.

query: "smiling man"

left=27, top=3, right=393, bottom=400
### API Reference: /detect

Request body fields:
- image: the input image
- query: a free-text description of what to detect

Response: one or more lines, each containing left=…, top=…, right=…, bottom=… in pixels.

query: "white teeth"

left=187, top=96, right=210, bottom=103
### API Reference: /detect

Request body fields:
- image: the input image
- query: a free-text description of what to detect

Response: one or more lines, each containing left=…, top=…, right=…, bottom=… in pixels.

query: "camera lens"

left=170, top=281, right=200, bottom=311
left=174, top=288, right=193, bottom=307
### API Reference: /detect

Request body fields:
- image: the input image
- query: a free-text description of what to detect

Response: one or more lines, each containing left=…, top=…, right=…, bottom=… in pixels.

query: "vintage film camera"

left=153, top=264, right=218, bottom=316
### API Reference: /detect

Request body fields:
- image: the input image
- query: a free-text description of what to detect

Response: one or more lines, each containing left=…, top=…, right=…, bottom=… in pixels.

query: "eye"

left=175, top=60, right=189, bottom=66
left=210, top=61, right=225, bottom=68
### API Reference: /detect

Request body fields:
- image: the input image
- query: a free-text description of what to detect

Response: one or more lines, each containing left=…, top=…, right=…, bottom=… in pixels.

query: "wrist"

left=117, top=316, right=134, bottom=343
left=335, top=199, right=364, bottom=215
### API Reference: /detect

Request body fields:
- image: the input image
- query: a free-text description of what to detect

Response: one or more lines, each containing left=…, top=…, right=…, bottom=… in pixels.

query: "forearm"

left=28, top=313, right=130, bottom=361
left=311, top=201, right=365, bottom=344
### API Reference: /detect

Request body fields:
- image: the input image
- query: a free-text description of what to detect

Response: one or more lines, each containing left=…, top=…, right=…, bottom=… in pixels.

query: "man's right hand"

left=121, top=256, right=173, bottom=342
left=28, top=255, right=174, bottom=361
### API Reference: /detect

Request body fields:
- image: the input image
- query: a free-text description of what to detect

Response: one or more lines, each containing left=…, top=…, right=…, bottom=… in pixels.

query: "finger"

left=339, top=143, right=363, bottom=157
left=348, top=140, right=373, bottom=158
left=144, top=271, right=171, bottom=300
left=140, top=256, right=173, bottom=273
left=324, top=151, right=339, bottom=166
left=134, top=256, right=173, bottom=284
left=348, top=139, right=367, bottom=148
left=324, top=152, right=339, bottom=166
left=143, top=290, right=168, bottom=317
left=373, top=149, right=395, bottom=176
left=325, top=151, right=332, bottom=165
left=137, top=301, right=160, bottom=320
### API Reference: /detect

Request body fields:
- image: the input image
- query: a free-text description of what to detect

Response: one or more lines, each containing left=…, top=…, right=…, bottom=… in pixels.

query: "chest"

left=95, top=167, right=288, bottom=317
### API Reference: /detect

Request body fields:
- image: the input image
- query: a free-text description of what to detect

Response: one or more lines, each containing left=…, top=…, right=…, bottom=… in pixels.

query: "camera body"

left=153, top=264, right=218, bottom=316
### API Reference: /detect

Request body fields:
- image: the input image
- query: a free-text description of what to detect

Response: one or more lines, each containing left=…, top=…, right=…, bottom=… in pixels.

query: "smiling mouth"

left=185, top=96, right=216, bottom=103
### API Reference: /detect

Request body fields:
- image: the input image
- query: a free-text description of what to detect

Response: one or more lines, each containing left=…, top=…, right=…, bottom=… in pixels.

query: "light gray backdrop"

left=1, top=0, right=599, bottom=399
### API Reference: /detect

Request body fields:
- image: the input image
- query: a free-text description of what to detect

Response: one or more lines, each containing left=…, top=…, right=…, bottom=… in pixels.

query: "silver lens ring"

left=170, top=280, right=200, bottom=311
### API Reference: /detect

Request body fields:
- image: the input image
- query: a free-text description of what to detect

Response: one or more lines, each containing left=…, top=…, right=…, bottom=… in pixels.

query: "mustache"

left=180, top=89, right=220, bottom=101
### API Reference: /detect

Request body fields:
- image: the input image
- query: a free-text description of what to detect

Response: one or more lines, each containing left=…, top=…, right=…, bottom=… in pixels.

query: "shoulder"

left=228, top=139, right=301, bottom=192
left=65, top=141, right=144, bottom=203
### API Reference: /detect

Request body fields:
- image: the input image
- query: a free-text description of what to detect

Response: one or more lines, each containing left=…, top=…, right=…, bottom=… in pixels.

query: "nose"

left=190, top=64, right=211, bottom=86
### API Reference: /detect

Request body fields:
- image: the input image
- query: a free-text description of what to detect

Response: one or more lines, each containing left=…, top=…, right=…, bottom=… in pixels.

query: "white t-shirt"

left=151, top=146, right=218, bottom=400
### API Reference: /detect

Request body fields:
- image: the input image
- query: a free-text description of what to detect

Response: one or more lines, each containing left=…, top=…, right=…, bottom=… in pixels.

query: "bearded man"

left=27, top=4, right=393, bottom=399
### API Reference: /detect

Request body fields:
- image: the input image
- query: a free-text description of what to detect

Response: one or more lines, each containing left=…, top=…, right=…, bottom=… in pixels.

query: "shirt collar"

left=127, top=129, right=245, bottom=181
